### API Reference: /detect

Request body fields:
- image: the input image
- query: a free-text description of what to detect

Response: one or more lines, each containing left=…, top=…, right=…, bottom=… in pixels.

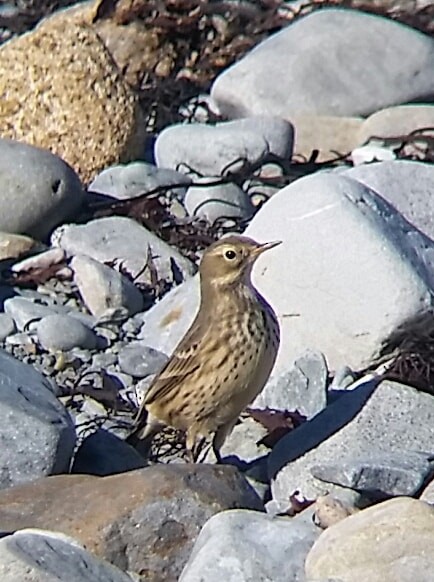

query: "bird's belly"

left=200, top=340, right=277, bottom=432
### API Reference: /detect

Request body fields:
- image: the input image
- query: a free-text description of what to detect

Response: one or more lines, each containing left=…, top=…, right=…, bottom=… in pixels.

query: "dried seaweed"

left=364, top=310, right=434, bottom=395
left=247, top=407, right=307, bottom=448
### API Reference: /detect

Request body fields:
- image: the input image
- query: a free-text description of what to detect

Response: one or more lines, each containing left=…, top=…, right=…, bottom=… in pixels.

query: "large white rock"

left=211, top=9, right=434, bottom=118
left=245, top=171, right=434, bottom=372
left=343, top=160, right=434, bottom=240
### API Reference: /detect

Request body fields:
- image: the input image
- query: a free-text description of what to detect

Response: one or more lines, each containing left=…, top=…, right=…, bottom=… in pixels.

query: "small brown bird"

left=128, top=235, right=281, bottom=462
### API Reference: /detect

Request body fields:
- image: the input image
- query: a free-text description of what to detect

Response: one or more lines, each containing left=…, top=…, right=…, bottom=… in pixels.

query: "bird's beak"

left=251, top=240, right=282, bottom=258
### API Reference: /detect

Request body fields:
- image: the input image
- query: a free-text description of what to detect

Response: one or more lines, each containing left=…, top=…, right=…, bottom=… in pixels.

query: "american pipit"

left=128, top=235, right=280, bottom=462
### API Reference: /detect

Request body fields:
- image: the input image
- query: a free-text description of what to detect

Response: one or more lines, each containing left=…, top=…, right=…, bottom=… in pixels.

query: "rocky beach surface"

left=0, top=0, right=434, bottom=580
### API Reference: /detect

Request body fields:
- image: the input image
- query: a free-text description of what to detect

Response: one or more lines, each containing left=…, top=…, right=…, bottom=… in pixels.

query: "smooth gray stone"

left=311, top=451, right=434, bottom=497
left=180, top=507, right=320, bottom=582
left=0, top=314, right=15, bottom=341
left=211, top=8, right=434, bottom=118
left=0, top=139, right=84, bottom=239
left=255, top=349, right=328, bottom=418
left=118, top=342, right=168, bottom=378
left=71, top=254, right=144, bottom=319
left=89, top=161, right=191, bottom=200
left=52, top=216, right=196, bottom=285
left=0, top=529, right=134, bottom=582
left=0, top=349, right=75, bottom=489
left=155, top=115, right=293, bottom=177
left=36, top=314, right=98, bottom=351
left=4, top=296, right=64, bottom=331
left=71, top=429, right=146, bottom=476
left=185, top=178, right=254, bottom=223
left=269, top=380, right=434, bottom=501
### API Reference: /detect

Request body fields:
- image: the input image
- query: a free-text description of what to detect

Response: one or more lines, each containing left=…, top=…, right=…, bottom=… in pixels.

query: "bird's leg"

left=186, top=431, right=207, bottom=463
left=212, top=439, right=223, bottom=464
left=127, top=413, right=164, bottom=458
left=212, top=419, right=238, bottom=464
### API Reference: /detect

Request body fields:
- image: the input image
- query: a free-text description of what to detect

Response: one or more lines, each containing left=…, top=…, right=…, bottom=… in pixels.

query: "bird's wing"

left=143, top=321, right=206, bottom=406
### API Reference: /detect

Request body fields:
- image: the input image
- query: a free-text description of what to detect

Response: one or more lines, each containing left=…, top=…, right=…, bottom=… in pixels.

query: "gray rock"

left=0, top=314, right=15, bottom=341
left=121, top=313, right=146, bottom=337
left=89, top=161, right=191, bottom=201
left=36, top=314, right=97, bottom=351
left=118, top=342, right=168, bottom=378
left=269, top=380, right=434, bottom=501
left=71, top=429, right=146, bottom=476
left=184, top=178, right=254, bottom=223
left=254, top=350, right=328, bottom=418
left=155, top=116, right=293, bottom=177
left=0, top=139, right=84, bottom=239
left=71, top=254, right=144, bottom=319
left=0, top=349, right=75, bottom=489
left=211, top=9, right=434, bottom=118
left=344, top=160, right=434, bottom=241
left=311, top=450, right=434, bottom=498
left=0, top=529, right=134, bottom=582
left=217, top=116, right=294, bottom=159
left=4, top=296, right=64, bottom=331
left=180, top=507, right=320, bottom=582
left=246, top=171, right=434, bottom=373
left=52, top=216, right=196, bottom=285
left=91, top=352, right=118, bottom=370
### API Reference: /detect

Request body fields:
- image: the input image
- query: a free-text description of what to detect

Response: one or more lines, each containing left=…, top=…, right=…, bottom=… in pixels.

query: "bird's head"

left=199, top=235, right=281, bottom=290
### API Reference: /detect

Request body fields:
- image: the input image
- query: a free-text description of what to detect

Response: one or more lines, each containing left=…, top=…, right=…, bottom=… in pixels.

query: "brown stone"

left=0, top=232, right=42, bottom=260
left=0, top=464, right=262, bottom=581
left=0, top=7, right=144, bottom=184
left=291, top=114, right=362, bottom=162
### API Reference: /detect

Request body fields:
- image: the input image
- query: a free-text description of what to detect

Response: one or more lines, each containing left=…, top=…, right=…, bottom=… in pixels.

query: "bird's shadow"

left=223, top=377, right=380, bottom=482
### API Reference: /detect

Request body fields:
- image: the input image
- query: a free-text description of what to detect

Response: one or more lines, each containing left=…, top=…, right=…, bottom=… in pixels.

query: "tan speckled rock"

left=0, top=232, right=42, bottom=260
left=0, top=11, right=144, bottom=183
left=305, top=497, right=434, bottom=582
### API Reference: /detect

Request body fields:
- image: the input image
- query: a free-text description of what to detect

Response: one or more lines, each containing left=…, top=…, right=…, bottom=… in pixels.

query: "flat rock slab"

left=52, top=216, right=196, bottom=285
left=0, top=349, right=75, bottom=490
left=305, top=497, right=434, bottom=582
left=211, top=8, right=434, bottom=118
left=246, top=171, right=434, bottom=372
left=0, top=529, right=134, bottom=582
left=180, top=508, right=320, bottom=582
left=311, top=450, right=434, bottom=498
left=269, top=380, right=434, bottom=501
left=0, top=464, right=263, bottom=582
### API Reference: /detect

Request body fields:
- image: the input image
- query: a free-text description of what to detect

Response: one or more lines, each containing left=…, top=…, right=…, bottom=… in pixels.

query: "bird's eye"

left=224, top=249, right=237, bottom=260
